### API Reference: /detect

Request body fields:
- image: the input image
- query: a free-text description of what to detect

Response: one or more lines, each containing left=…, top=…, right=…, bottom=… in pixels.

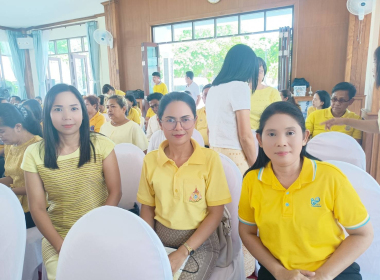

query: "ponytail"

left=0, top=103, right=42, bottom=137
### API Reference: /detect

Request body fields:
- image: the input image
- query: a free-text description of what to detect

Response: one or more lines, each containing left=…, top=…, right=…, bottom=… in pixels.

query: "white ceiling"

left=0, top=0, right=105, bottom=28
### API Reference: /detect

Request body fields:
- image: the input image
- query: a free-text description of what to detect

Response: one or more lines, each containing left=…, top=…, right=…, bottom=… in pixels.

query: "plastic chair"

left=209, top=154, right=245, bottom=280
left=326, top=160, right=380, bottom=279
left=147, top=129, right=205, bottom=152
left=22, top=227, right=43, bottom=280
left=114, top=143, right=145, bottom=210
left=56, top=206, right=172, bottom=280
left=0, top=183, right=26, bottom=280
left=306, top=132, right=366, bottom=170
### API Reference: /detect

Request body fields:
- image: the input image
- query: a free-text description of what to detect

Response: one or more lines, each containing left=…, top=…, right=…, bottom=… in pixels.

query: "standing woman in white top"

left=207, top=44, right=258, bottom=175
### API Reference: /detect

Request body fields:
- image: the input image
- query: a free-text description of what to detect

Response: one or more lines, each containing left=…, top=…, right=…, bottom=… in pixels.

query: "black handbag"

left=126, top=89, right=144, bottom=99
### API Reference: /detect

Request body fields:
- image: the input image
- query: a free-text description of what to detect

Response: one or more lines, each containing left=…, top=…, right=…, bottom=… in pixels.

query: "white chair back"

left=23, top=227, right=43, bottom=280
left=306, top=132, right=366, bottom=170
left=56, top=206, right=172, bottom=280
left=147, top=129, right=205, bottom=152
left=0, top=183, right=26, bottom=280
left=210, top=154, right=245, bottom=280
left=114, top=143, right=145, bottom=210
left=326, top=160, right=380, bottom=279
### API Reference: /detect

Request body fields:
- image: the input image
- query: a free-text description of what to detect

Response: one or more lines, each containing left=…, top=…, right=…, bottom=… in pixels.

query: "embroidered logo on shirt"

left=345, top=125, right=351, bottom=131
left=90, top=125, right=95, bottom=131
left=189, top=188, right=202, bottom=202
left=311, top=197, right=321, bottom=207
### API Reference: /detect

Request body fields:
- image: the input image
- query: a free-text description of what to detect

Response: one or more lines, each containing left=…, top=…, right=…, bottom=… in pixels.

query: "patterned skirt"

left=155, top=222, right=219, bottom=280
left=210, top=147, right=249, bottom=175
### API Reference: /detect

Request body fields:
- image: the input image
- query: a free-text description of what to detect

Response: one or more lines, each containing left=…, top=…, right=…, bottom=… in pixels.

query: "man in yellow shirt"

left=152, top=72, right=168, bottom=95
left=306, top=82, right=362, bottom=144
left=102, top=84, right=125, bottom=97
left=196, top=84, right=212, bottom=147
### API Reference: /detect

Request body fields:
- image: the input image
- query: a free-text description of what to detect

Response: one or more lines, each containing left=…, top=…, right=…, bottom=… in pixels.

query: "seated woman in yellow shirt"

left=138, top=92, right=232, bottom=279
left=100, top=95, right=148, bottom=152
left=0, top=103, right=42, bottom=228
left=239, top=102, right=373, bottom=280
left=125, top=94, right=142, bottom=117
left=84, top=95, right=106, bottom=132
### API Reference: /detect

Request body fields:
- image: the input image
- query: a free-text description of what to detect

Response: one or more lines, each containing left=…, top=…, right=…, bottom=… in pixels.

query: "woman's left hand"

left=308, top=272, right=332, bottom=280
left=168, top=246, right=189, bottom=274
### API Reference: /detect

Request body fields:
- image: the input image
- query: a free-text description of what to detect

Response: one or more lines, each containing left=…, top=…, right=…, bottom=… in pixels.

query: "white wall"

left=29, top=16, right=110, bottom=96
left=364, top=2, right=380, bottom=111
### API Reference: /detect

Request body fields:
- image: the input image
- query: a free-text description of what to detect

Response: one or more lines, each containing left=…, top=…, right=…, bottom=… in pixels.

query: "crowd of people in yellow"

left=0, top=45, right=379, bottom=280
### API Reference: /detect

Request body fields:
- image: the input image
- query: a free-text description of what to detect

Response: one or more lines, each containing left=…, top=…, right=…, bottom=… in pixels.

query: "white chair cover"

left=306, top=132, right=366, bottom=170
left=114, top=143, right=145, bottom=210
left=0, top=183, right=26, bottom=280
left=326, top=160, right=380, bottom=279
left=22, top=227, right=43, bottom=280
left=147, top=129, right=205, bottom=152
left=56, top=206, right=172, bottom=280
left=210, top=154, right=245, bottom=280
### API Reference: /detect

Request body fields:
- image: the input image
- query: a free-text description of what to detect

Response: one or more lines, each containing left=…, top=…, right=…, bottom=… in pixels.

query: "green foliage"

left=56, top=39, right=68, bottom=54
left=171, top=31, right=279, bottom=86
left=48, top=41, right=55, bottom=54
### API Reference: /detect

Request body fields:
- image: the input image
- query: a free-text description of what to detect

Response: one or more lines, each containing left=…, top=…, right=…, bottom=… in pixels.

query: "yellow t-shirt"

left=153, top=83, right=168, bottom=95
left=115, top=89, right=125, bottom=96
left=306, top=108, right=362, bottom=139
left=4, top=135, right=42, bottom=213
left=89, top=111, right=106, bottom=133
left=127, top=108, right=141, bottom=125
left=307, top=106, right=317, bottom=116
left=21, top=134, right=114, bottom=261
left=146, top=107, right=155, bottom=118
left=134, top=106, right=142, bottom=117
left=250, top=87, right=281, bottom=130
left=196, top=107, right=209, bottom=146
left=137, top=139, right=232, bottom=230
left=100, top=121, right=148, bottom=151
left=238, top=158, right=369, bottom=271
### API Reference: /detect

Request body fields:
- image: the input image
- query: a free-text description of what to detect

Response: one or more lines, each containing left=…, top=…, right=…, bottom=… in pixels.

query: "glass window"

left=69, top=38, right=82, bottom=52
left=83, top=37, right=88, bottom=51
left=173, top=22, right=192, bottom=41
left=153, top=25, right=172, bottom=43
left=0, top=42, right=11, bottom=56
left=194, top=19, right=214, bottom=39
left=56, top=39, right=68, bottom=54
left=240, top=12, right=265, bottom=33
left=266, top=8, right=293, bottom=31
left=1, top=55, right=19, bottom=94
left=216, top=16, right=238, bottom=37
left=48, top=41, right=55, bottom=55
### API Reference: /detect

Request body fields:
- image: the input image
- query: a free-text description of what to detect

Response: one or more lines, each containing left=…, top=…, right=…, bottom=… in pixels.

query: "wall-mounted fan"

left=93, top=29, right=114, bottom=49
left=347, top=0, right=373, bottom=43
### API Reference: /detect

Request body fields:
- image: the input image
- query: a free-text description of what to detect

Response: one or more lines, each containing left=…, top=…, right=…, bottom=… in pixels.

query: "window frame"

left=151, top=5, right=294, bottom=44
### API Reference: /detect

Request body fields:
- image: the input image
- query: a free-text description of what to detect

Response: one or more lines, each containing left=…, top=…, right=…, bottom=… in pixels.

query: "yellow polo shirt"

left=115, top=89, right=125, bottom=96
left=196, top=107, right=209, bottom=146
left=238, top=158, right=369, bottom=271
left=89, top=112, right=106, bottom=133
left=307, top=106, right=317, bottom=116
left=146, top=107, right=155, bottom=118
left=153, top=83, right=168, bottom=95
left=306, top=108, right=362, bottom=140
left=137, top=139, right=232, bottom=230
left=127, top=107, right=141, bottom=125
left=250, top=87, right=281, bottom=130
left=134, top=106, right=142, bottom=117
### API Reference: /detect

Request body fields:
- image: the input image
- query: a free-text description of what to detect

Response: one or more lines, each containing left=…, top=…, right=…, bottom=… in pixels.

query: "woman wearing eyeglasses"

left=100, top=95, right=148, bottom=152
left=322, top=46, right=380, bottom=134
left=138, top=92, right=231, bottom=280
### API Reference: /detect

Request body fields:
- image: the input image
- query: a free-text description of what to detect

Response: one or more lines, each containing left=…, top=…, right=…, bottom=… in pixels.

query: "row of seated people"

left=1, top=43, right=379, bottom=280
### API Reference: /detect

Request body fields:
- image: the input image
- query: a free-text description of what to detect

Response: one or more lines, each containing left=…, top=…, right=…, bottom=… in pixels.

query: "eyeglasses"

left=160, top=118, right=195, bottom=131
left=150, top=104, right=159, bottom=109
left=331, top=98, right=350, bottom=104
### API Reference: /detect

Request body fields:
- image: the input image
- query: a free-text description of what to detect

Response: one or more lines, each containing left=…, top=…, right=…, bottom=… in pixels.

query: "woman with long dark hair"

left=0, top=103, right=42, bottom=228
left=207, top=44, right=258, bottom=175
left=22, top=84, right=121, bottom=280
left=323, top=46, right=380, bottom=132
left=239, top=102, right=373, bottom=280
left=307, top=90, right=331, bottom=116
